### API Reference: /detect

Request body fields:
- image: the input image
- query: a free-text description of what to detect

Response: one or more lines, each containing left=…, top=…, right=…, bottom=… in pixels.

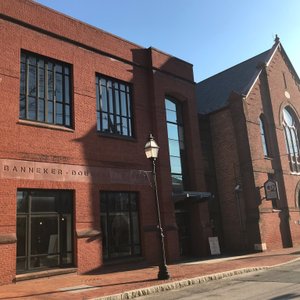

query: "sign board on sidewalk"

left=208, top=236, right=221, bottom=255
left=264, top=179, right=279, bottom=200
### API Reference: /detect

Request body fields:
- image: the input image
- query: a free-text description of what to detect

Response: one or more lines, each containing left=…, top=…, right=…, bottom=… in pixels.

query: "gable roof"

left=196, top=39, right=285, bottom=115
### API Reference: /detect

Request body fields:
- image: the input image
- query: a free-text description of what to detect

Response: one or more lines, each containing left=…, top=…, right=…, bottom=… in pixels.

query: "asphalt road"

left=141, top=260, right=300, bottom=299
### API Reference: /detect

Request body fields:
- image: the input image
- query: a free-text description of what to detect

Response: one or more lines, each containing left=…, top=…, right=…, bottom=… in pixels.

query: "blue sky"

left=35, top=0, right=300, bottom=83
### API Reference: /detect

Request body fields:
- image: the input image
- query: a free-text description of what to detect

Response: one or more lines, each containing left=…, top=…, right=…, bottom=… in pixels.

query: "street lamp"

left=144, top=134, right=170, bottom=280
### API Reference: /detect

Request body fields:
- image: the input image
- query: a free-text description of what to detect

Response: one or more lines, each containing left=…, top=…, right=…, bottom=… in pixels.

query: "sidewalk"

left=1, top=247, right=300, bottom=300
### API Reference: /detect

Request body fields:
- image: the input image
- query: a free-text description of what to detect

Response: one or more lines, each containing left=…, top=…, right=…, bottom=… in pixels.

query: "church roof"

left=196, top=37, right=296, bottom=114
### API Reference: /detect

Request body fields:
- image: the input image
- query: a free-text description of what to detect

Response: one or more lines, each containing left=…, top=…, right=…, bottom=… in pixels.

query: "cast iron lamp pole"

left=145, top=134, right=170, bottom=280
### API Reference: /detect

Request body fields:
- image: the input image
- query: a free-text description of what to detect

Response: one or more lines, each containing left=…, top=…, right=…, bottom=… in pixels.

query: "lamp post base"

left=158, top=264, right=170, bottom=280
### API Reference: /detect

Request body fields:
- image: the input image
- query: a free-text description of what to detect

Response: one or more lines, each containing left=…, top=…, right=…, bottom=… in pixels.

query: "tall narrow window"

left=283, top=107, right=300, bottom=173
left=165, top=97, right=186, bottom=193
left=259, top=116, right=270, bottom=157
left=283, top=72, right=288, bottom=90
left=297, top=189, right=300, bottom=208
left=20, top=51, right=72, bottom=127
left=100, top=192, right=141, bottom=260
left=295, top=181, right=300, bottom=208
left=96, top=75, right=133, bottom=137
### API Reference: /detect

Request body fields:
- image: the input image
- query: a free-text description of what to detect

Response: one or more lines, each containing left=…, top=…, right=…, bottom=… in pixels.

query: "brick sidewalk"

left=0, top=247, right=300, bottom=300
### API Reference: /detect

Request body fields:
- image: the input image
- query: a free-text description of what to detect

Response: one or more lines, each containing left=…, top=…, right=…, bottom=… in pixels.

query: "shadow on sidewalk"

left=0, top=278, right=158, bottom=300
left=83, top=260, right=152, bottom=275
left=270, top=293, right=299, bottom=300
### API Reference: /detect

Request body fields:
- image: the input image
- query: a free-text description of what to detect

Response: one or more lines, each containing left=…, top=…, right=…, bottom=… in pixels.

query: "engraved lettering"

left=1, top=159, right=100, bottom=183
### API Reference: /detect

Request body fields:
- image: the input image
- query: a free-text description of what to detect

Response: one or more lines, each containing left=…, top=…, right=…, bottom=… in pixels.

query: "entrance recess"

left=16, top=190, right=73, bottom=273
left=175, top=202, right=192, bottom=257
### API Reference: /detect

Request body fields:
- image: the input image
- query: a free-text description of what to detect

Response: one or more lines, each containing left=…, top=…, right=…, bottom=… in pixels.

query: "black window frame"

left=20, top=50, right=72, bottom=128
left=165, top=96, right=187, bottom=193
left=96, top=74, right=133, bottom=137
left=100, top=191, right=141, bottom=261
left=16, top=189, right=74, bottom=273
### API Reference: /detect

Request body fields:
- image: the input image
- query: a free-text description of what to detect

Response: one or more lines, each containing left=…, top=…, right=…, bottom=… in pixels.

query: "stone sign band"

left=0, top=158, right=148, bottom=185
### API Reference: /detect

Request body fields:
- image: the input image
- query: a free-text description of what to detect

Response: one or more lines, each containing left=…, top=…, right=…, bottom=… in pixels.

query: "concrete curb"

left=91, top=267, right=268, bottom=300
left=91, top=257, right=300, bottom=300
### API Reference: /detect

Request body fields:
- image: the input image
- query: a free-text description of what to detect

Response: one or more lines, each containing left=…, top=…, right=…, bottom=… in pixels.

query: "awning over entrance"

left=172, top=191, right=212, bottom=203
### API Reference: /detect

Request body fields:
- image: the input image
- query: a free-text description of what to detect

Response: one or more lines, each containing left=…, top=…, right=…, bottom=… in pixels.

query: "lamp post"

left=144, top=134, right=170, bottom=280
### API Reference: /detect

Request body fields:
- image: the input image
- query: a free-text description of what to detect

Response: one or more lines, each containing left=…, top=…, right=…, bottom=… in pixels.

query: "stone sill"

left=16, top=267, right=77, bottom=282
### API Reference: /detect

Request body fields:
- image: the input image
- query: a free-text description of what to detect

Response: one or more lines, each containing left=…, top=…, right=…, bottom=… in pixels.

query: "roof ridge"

left=196, top=45, right=278, bottom=115
left=242, top=42, right=281, bottom=97
left=198, top=49, right=271, bottom=84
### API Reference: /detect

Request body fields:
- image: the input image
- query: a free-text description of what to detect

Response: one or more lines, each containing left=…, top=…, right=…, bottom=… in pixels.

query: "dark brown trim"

left=16, top=268, right=77, bottom=282
left=76, top=229, right=101, bottom=239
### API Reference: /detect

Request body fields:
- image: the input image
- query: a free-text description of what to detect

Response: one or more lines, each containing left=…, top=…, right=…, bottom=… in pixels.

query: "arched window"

left=259, top=115, right=270, bottom=157
left=283, top=107, right=300, bottom=173
left=296, top=183, right=300, bottom=208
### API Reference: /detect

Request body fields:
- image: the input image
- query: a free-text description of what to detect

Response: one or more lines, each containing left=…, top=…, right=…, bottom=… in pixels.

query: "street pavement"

left=140, top=259, right=300, bottom=299
left=0, top=247, right=300, bottom=300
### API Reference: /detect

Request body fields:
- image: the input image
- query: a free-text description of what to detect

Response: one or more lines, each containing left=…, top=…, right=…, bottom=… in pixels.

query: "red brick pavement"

left=0, top=248, right=300, bottom=300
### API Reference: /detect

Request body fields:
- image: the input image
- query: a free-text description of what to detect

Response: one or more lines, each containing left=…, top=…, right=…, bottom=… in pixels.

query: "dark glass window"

left=100, top=192, right=140, bottom=260
left=259, top=116, right=270, bottom=157
left=16, top=190, right=73, bottom=273
left=96, top=76, right=133, bottom=137
left=20, top=52, right=72, bottom=127
left=283, top=107, right=300, bottom=173
left=165, top=97, right=185, bottom=193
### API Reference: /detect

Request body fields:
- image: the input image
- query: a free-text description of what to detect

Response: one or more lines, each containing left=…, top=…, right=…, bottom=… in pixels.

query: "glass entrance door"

left=30, top=215, right=59, bottom=269
left=16, top=190, right=73, bottom=273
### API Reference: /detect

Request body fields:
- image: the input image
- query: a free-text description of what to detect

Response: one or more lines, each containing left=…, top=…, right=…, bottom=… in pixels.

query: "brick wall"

left=205, top=45, right=300, bottom=253
left=0, top=0, right=207, bottom=285
left=230, top=45, right=300, bottom=251
left=208, top=108, right=245, bottom=251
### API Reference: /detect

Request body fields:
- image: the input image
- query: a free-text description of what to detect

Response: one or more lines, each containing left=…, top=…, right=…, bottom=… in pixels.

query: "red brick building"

left=197, top=37, right=300, bottom=253
left=0, top=0, right=211, bottom=285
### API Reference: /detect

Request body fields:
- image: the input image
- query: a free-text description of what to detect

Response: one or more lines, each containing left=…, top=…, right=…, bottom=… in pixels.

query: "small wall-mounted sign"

left=208, top=236, right=221, bottom=255
left=264, top=179, right=280, bottom=200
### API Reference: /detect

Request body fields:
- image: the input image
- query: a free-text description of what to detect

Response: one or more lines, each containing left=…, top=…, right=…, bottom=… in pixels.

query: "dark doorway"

left=16, top=190, right=73, bottom=273
left=175, top=202, right=192, bottom=257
